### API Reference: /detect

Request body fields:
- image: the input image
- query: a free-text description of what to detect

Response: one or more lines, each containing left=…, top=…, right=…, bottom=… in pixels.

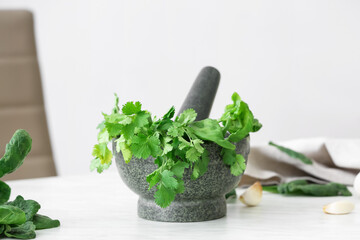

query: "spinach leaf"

left=190, top=119, right=235, bottom=150
left=0, top=224, right=4, bottom=234
left=0, top=130, right=32, bottom=178
left=4, top=221, right=36, bottom=239
left=6, top=196, right=40, bottom=221
left=0, top=205, right=26, bottom=225
left=32, top=214, right=60, bottom=230
left=263, top=180, right=352, bottom=196
left=269, top=142, right=313, bottom=164
left=0, top=180, right=11, bottom=205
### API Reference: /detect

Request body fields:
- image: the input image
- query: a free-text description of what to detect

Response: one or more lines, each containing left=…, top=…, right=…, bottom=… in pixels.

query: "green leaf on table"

left=4, top=221, right=36, bottom=239
left=6, top=196, right=40, bottom=221
left=32, top=214, right=60, bottom=230
left=264, top=180, right=352, bottom=196
left=190, top=119, right=235, bottom=150
left=0, top=180, right=11, bottom=205
left=269, top=142, right=313, bottom=165
left=0, top=205, right=26, bottom=225
left=0, top=129, right=32, bottom=178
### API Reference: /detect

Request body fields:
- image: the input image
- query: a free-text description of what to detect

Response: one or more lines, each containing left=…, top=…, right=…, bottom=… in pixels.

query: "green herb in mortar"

left=0, top=130, right=60, bottom=239
left=92, top=92, right=262, bottom=208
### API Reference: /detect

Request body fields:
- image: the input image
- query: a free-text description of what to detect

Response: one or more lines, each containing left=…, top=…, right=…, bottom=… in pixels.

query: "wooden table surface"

left=7, top=171, right=360, bottom=240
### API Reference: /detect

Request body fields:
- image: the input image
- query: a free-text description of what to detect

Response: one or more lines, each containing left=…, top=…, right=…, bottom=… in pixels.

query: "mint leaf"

left=122, top=101, right=142, bottom=115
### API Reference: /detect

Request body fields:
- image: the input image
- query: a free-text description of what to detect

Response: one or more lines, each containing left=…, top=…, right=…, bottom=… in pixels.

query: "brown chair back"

left=0, top=10, right=57, bottom=180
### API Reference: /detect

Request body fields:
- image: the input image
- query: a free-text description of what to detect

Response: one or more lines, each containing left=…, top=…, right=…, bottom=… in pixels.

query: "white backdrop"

left=1, top=0, right=360, bottom=176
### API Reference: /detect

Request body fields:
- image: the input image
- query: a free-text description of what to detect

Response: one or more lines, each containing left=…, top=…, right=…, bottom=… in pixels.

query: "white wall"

left=1, top=0, right=360, bottom=176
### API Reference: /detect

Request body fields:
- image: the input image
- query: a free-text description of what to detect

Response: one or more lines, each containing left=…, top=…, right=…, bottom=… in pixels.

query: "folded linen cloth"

left=240, top=138, right=360, bottom=186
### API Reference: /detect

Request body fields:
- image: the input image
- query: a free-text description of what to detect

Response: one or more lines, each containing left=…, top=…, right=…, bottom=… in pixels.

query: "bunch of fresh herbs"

left=92, top=92, right=262, bottom=208
left=0, top=130, right=60, bottom=239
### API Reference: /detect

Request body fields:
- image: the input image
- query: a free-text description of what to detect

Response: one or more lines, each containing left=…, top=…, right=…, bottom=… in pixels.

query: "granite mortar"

left=113, top=136, right=250, bottom=222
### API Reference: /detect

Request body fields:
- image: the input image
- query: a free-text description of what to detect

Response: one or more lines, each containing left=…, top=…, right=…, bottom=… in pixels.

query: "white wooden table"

left=7, top=171, right=360, bottom=240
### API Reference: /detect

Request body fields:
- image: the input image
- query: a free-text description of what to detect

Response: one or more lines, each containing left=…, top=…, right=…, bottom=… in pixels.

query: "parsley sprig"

left=91, top=92, right=261, bottom=208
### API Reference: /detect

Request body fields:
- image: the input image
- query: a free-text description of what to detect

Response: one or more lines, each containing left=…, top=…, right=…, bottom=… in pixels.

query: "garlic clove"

left=239, top=181, right=263, bottom=206
left=323, top=201, right=354, bottom=215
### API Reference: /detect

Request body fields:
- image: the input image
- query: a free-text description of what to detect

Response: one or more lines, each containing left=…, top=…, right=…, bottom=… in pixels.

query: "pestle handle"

left=177, top=66, right=220, bottom=121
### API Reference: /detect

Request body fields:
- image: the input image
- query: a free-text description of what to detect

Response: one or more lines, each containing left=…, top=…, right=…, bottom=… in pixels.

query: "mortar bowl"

left=113, top=136, right=250, bottom=222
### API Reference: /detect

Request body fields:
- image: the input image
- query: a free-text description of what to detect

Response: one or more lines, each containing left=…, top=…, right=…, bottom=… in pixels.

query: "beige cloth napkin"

left=240, top=138, right=360, bottom=186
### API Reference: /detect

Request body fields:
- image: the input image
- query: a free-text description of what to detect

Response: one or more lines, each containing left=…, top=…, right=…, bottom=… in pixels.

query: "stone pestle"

left=177, top=66, right=221, bottom=121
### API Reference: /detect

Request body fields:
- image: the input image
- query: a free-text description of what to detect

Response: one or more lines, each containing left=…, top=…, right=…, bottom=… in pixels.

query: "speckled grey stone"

left=177, top=66, right=220, bottom=121
left=113, top=136, right=250, bottom=222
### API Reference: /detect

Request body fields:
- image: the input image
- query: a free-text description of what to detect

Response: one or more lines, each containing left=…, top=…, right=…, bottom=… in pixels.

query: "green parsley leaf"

left=115, top=136, right=132, bottom=163
left=154, top=184, right=176, bottom=208
left=191, top=149, right=210, bottom=180
left=131, top=134, right=162, bottom=159
left=171, top=162, right=189, bottom=178
left=122, top=101, right=142, bottom=115
left=186, top=148, right=202, bottom=162
left=177, top=109, right=197, bottom=125
left=92, top=143, right=113, bottom=165
left=90, top=158, right=110, bottom=173
left=230, top=154, right=246, bottom=176
left=160, top=170, right=178, bottom=190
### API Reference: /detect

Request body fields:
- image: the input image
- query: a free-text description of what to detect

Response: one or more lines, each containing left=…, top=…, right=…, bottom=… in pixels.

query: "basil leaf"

left=32, top=214, right=60, bottom=230
left=0, top=180, right=11, bottom=205
left=269, top=142, right=313, bottom=164
left=0, top=129, right=32, bottom=178
left=4, top=221, right=36, bottom=239
left=6, top=196, right=40, bottom=221
left=0, top=205, right=26, bottom=225
left=190, top=119, right=235, bottom=150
